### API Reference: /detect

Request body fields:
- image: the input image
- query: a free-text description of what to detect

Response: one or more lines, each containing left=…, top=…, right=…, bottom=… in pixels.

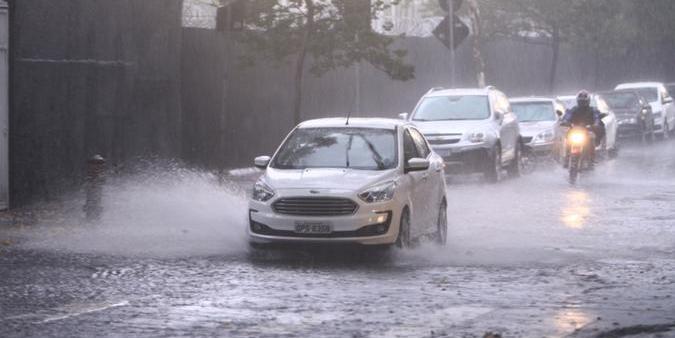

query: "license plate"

left=436, top=149, right=452, bottom=157
left=294, top=222, right=332, bottom=234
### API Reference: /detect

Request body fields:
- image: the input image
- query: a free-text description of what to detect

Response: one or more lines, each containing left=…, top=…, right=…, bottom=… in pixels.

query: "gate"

left=0, top=1, right=8, bottom=210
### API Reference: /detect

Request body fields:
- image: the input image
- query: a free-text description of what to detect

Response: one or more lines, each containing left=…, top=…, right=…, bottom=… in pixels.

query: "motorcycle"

left=565, top=125, right=595, bottom=185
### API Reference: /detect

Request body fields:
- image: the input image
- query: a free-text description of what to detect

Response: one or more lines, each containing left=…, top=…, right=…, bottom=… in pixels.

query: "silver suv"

left=402, top=87, right=522, bottom=182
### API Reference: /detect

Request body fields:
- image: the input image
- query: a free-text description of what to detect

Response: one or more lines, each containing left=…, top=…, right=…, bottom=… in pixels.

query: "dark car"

left=598, top=90, right=655, bottom=143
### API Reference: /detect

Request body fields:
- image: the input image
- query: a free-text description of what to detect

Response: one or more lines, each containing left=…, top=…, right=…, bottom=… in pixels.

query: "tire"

left=569, top=155, right=579, bottom=185
left=608, top=145, right=619, bottom=159
left=663, top=121, right=670, bottom=140
left=483, top=146, right=501, bottom=183
left=506, top=141, right=523, bottom=178
left=395, top=208, right=411, bottom=249
left=434, top=200, right=448, bottom=246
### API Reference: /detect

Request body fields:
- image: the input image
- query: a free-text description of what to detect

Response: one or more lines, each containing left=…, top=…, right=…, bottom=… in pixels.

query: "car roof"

left=616, top=82, right=664, bottom=89
left=510, top=97, right=555, bottom=103
left=424, top=87, right=492, bottom=97
left=297, top=117, right=409, bottom=130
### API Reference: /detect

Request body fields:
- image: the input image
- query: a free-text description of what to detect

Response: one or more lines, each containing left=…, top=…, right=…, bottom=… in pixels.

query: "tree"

left=238, top=0, right=415, bottom=125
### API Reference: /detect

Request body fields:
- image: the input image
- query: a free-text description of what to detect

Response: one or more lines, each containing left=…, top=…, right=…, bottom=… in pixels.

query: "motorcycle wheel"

left=568, top=155, right=579, bottom=185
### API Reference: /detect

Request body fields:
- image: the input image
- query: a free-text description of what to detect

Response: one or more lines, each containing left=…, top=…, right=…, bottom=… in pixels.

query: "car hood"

left=519, top=121, right=557, bottom=137
left=649, top=102, right=662, bottom=113
left=412, top=120, right=490, bottom=136
left=264, top=167, right=398, bottom=191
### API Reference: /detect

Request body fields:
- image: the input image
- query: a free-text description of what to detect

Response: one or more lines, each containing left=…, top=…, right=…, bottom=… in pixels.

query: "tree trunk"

left=293, top=0, right=315, bottom=126
left=548, top=24, right=560, bottom=93
left=468, top=0, right=485, bottom=87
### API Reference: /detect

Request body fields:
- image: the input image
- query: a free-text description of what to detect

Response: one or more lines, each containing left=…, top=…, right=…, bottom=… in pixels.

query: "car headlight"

left=358, top=181, right=396, bottom=203
left=533, top=129, right=554, bottom=144
left=252, top=179, right=275, bottom=202
left=468, top=131, right=486, bottom=143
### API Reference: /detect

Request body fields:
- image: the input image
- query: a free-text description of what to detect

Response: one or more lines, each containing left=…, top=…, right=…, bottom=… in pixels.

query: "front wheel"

left=434, top=201, right=447, bottom=246
left=568, top=155, right=580, bottom=185
left=483, top=146, right=502, bottom=183
left=395, top=209, right=411, bottom=249
left=506, top=142, right=523, bottom=178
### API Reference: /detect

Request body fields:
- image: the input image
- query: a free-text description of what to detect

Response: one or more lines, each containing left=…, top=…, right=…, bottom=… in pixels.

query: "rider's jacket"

left=562, top=105, right=602, bottom=126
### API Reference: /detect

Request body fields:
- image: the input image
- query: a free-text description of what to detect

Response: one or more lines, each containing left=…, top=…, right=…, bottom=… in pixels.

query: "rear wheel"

left=395, top=209, right=411, bottom=249
left=483, top=146, right=502, bottom=183
left=434, top=200, right=447, bottom=246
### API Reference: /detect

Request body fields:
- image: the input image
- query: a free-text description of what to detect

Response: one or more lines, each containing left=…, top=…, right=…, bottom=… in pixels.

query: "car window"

left=412, top=95, right=490, bottom=121
left=602, top=92, right=640, bottom=109
left=403, top=129, right=419, bottom=162
left=272, top=128, right=398, bottom=170
left=626, top=88, right=659, bottom=102
left=511, top=102, right=557, bottom=122
left=408, top=128, right=430, bottom=158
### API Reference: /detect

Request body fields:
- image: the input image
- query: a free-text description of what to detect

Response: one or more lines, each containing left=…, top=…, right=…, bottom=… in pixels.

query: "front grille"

left=522, top=136, right=533, bottom=144
left=428, top=138, right=460, bottom=145
left=425, top=133, right=462, bottom=145
left=272, top=197, right=358, bottom=216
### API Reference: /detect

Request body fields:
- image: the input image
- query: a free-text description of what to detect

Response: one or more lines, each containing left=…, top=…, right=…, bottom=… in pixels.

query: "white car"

left=402, top=87, right=522, bottom=182
left=509, top=97, right=566, bottom=157
left=557, top=94, right=619, bottom=157
left=615, top=82, right=675, bottom=138
left=248, top=118, right=447, bottom=248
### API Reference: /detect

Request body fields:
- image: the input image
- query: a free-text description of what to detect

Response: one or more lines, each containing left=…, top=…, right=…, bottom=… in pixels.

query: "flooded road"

left=1, top=141, right=674, bottom=338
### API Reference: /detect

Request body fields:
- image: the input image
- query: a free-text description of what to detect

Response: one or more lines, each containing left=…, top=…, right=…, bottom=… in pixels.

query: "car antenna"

left=345, top=111, right=352, bottom=125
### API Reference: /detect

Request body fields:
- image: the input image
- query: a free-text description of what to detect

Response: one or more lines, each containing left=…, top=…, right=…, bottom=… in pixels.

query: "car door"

left=402, top=129, right=429, bottom=235
left=408, top=127, right=441, bottom=234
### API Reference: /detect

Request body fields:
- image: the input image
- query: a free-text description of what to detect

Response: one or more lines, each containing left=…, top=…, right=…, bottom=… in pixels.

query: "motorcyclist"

left=560, top=90, right=605, bottom=168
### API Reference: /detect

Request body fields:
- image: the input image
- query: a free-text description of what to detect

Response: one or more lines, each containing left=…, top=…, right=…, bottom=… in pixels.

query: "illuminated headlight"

left=568, top=131, right=586, bottom=145
left=358, top=181, right=396, bottom=203
left=252, top=179, right=275, bottom=202
left=468, top=132, right=486, bottom=143
left=533, top=129, right=555, bottom=144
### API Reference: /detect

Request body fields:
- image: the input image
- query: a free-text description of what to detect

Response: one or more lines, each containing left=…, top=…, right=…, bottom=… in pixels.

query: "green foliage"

left=238, top=0, right=414, bottom=81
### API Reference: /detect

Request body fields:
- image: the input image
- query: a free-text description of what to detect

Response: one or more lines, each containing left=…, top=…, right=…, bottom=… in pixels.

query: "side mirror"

left=398, top=112, right=409, bottom=120
left=494, top=111, right=503, bottom=121
left=254, top=156, right=271, bottom=169
left=405, top=158, right=430, bottom=173
left=556, top=110, right=564, bottom=118
left=663, top=97, right=673, bottom=104
left=599, top=112, right=609, bottom=119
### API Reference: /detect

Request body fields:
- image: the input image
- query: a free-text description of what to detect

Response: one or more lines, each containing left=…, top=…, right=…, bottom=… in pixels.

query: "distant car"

left=509, top=97, right=566, bottom=157
left=402, top=86, right=522, bottom=182
left=598, top=90, right=655, bottom=142
left=615, top=82, right=675, bottom=138
left=557, top=94, right=619, bottom=157
left=248, top=118, right=448, bottom=249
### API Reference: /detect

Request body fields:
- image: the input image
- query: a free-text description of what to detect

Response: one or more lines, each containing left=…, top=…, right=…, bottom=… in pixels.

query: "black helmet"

left=577, top=90, right=591, bottom=108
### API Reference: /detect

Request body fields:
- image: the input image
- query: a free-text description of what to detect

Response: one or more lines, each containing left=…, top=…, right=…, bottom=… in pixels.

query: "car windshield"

left=511, top=102, right=556, bottom=122
left=271, top=128, right=398, bottom=170
left=602, top=92, right=639, bottom=109
left=412, top=95, right=490, bottom=121
left=666, top=85, right=675, bottom=96
left=622, top=88, right=658, bottom=102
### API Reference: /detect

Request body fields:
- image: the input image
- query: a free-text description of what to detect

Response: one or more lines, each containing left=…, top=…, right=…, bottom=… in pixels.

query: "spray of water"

left=21, top=163, right=252, bottom=258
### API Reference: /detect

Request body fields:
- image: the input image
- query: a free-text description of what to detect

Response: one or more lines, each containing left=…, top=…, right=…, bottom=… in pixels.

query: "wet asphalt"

left=0, top=139, right=674, bottom=338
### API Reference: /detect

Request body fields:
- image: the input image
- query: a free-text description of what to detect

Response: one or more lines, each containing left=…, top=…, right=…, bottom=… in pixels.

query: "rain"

left=1, top=1, right=675, bottom=337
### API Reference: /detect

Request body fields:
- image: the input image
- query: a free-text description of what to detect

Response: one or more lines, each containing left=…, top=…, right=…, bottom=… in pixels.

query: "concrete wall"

left=10, top=0, right=184, bottom=205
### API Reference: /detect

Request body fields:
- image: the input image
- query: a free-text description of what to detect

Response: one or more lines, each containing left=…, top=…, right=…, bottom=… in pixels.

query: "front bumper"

left=524, top=141, right=554, bottom=156
left=617, top=123, right=645, bottom=138
left=433, top=143, right=491, bottom=173
left=248, top=192, right=402, bottom=246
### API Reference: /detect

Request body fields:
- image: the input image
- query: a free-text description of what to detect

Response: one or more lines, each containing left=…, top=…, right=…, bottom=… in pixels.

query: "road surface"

left=1, top=140, right=674, bottom=337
